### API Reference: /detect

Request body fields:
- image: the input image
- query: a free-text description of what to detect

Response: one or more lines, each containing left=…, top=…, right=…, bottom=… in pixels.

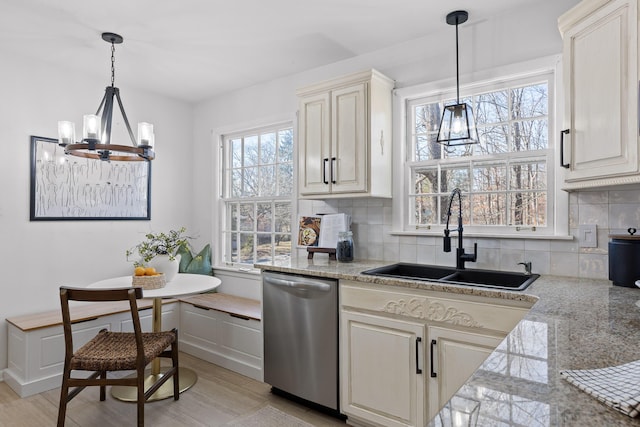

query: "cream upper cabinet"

left=297, top=69, right=394, bottom=198
left=559, top=0, right=640, bottom=189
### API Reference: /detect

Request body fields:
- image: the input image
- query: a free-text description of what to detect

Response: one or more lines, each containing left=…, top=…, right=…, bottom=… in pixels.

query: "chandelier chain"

left=110, top=41, right=116, bottom=87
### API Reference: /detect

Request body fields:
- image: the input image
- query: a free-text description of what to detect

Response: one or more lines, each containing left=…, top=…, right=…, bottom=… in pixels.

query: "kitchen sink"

left=361, top=263, right=539, bottom=291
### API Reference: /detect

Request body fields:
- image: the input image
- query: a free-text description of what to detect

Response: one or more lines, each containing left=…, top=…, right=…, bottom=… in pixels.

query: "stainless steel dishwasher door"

left=263, top=272, right=339, bottom=411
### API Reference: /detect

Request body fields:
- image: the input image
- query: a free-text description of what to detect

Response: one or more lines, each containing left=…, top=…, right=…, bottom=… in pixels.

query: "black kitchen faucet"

left=443, top=188, right=477, bottom=269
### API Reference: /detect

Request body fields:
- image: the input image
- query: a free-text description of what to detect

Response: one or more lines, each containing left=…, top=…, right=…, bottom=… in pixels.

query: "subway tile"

left=578, top=204, right=608, bottom=227
left=549, top=252, right=579, bottom=277
left=416, top=245, right=436, bottom=264
left=399, top=235, right=417, bottom=245
left=523, top=251, right=550, bottom=275
left=499, top=250, right=525, bottom=272
left=353, top=198, right=369, bottom=207
left=368, top=207, right=384, bottom=225
left=383, top=242, right=400, bottom=262
left=569, top=204, right=579, bottom=228
left=578, top=253, right=608, bottom=280
left=549, top=238, right=578, bottom=253
left=609, top=189, right=640, bottom=204
left=500, top=239, right=525, bottom=250
left=368, top=225, right=384, bottom=244
left=399, top=244, right=418, bottom=263
left=524, top=240, right=550, bottom=252
left=578, top=191, right=608, bottom=204
left=608, top=204, right=640, bottom=230
left=475, top=248, right=500, bottom=270
left=417, top=236, right=438, bottom=246
left=477, top=238, right=501, bottom=249
left=366, top=244, right=384, bottom=261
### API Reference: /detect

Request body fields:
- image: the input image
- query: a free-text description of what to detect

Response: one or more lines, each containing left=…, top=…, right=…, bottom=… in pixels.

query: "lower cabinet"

left=426, top=325, right=502, bottom=417
left=341, top=311, right=425, bottom=427
left=179, top=302, right=262, bottom=381
left=339, top=280, right=531, bottom=426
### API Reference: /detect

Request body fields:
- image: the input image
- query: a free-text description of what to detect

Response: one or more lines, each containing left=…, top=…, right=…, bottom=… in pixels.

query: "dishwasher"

left=262, top=271, right=340, bottom=414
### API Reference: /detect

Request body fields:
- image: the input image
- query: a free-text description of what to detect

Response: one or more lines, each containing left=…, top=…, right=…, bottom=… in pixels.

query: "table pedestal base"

left=110, top=367, right=197, bottom=402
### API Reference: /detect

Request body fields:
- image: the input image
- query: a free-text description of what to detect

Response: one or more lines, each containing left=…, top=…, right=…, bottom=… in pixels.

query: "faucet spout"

left=443, top=188, right=477, bottom=269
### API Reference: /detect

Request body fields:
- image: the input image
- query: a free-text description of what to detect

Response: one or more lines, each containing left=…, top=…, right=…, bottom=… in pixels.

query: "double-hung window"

left=406, top=72, right=555, bottom=235
left=220, top=123, right=293, bottom=265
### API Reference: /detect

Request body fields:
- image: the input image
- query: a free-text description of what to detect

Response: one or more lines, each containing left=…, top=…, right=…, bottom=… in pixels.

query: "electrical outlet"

left=578, top=224, right=597, bottom=248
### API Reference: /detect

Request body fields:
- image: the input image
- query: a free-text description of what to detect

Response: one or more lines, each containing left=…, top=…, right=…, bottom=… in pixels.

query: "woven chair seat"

left=71, top=329, right=176, bottom=371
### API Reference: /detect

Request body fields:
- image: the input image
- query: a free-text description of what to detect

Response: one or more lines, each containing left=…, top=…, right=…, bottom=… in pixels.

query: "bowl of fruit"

left=132, top=266, right=166, bottom=290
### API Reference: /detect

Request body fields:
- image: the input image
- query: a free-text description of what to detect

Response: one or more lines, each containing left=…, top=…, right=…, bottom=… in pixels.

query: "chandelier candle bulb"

left=137, top=122, right=154, bottom=147
left=57, top=121, right=76, bottom=146
left=83, top=114, right=100, bottom=140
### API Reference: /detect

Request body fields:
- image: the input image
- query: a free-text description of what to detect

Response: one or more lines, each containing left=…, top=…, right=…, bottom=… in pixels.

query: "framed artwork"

left=29, top=135, right=151, bottom=221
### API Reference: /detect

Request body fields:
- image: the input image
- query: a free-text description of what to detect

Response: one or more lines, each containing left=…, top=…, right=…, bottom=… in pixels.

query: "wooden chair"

left=57, top=286, right=179, bottom=427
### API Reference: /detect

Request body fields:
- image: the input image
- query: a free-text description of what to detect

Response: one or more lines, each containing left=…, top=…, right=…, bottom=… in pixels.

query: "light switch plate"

left=578, top=224, right=597, bottom=248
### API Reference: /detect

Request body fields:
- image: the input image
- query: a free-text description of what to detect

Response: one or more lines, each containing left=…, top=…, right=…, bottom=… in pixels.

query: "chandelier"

left=436, top=11, right=479, bottom=146
left=57, top=32, right=155, bottom=161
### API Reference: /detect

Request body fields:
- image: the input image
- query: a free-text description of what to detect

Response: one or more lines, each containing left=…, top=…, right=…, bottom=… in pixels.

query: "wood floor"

left=0, top=352, right=347, bottom=426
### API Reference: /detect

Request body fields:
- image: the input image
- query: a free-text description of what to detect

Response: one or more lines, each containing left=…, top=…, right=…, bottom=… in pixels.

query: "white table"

left=87, top=273, right=221, bottom=401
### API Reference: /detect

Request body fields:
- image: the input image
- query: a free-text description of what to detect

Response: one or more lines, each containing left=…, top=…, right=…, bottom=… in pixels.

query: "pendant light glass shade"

left=436, top=10, right=479, bottom=146
left=437, top=102, right=479, bottom=145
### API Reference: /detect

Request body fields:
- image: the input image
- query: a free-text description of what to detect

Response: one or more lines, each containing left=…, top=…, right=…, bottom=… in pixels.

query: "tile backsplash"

left=298, top=188, right=640, bottom=280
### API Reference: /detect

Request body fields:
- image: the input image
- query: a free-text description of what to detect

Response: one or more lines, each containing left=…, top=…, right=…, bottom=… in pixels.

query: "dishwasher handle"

left=264, top=275, right=332, bottom=292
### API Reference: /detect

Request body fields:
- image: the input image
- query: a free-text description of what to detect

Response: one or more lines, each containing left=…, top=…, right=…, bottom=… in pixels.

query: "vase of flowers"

left=126, top=227, right=191, bottom=282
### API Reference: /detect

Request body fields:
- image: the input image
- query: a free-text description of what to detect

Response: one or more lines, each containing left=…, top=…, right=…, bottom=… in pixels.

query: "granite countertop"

left=255, top=258, right=640, bottom=426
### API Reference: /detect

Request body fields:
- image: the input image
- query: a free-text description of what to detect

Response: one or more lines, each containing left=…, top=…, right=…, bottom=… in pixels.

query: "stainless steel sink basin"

left=361, top=263, right=539, bottom=291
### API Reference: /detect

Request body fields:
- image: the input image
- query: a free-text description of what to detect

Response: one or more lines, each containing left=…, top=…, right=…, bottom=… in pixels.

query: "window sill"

left=389, top=230, right=574, bottom=241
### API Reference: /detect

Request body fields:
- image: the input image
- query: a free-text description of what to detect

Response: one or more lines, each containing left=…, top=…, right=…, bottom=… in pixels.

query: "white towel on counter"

left=560, top=359, right=640, bottom=417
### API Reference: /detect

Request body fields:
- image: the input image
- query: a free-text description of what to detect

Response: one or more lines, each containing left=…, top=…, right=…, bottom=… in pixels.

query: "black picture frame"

left=29, top=135, right=151, bottom=221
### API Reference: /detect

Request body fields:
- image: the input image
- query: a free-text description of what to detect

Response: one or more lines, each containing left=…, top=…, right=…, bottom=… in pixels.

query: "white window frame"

left=215, top=120, right=295, bottom=268
left=392, top=55, right=569, bottom=239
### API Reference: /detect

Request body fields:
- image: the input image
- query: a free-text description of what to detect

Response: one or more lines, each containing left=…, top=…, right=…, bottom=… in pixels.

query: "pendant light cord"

left=455, top=18, right=460, bottom=104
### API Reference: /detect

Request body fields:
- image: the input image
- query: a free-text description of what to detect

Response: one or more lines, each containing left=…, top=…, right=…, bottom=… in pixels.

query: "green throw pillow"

left=177, top=244, right=193, bottom=273
left=185, top=244, right=212, bottom=275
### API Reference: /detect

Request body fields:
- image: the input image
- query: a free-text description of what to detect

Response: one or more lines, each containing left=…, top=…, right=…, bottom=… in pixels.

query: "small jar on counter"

left=336, top=231, right=354, bottom=262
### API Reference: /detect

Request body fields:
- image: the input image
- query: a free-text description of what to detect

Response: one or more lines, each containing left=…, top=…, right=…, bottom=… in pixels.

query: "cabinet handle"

left=416, top=336, right=423, bottom=374
left=430, top=339, right=437, bottom=378
left=331, top=157, right=336, bottom=184
left=193, top=304, right=211, bottom=311
left=323, top=158, right=329, bottom=184
left=560, top=129, right=570, bottom=169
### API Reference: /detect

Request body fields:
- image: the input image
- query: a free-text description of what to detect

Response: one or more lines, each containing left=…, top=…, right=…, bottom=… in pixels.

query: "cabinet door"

left=427, top=325, right=502, bottom=416
left=298, top=92, right=331, bottom=195
left=341, top=311, right=425, bottom=427
left=331, top=83, right=368, bottom=194
left=562, top=0, right=638, bottom=183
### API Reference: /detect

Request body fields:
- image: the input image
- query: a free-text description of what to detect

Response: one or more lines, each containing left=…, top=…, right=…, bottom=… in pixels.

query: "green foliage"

left=126, top=227, right=191, bottom=267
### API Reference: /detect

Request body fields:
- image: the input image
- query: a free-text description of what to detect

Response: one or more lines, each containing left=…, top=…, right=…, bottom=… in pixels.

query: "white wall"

left=0, top=51, right=194, bottom=370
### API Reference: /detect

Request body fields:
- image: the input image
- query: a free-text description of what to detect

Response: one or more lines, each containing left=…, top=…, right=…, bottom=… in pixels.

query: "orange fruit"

left=134, top=266, right=146, bottom=276
left=144, top=267, right=157, bottom=276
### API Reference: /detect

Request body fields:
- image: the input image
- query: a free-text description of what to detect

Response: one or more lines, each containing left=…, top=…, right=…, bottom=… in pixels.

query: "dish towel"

left=560, top=359, right=640, bottom=417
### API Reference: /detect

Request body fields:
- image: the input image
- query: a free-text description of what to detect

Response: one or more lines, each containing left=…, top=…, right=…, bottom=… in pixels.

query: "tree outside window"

left=408, top=76, right=551, bottom=231
left=222, top=124, right=293, bottom=265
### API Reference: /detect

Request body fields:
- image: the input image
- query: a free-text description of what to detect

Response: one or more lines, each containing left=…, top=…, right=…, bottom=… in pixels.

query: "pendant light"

left=57, top=32, right=155, bottom=161
left=436, top=10, right=479, bottom=146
